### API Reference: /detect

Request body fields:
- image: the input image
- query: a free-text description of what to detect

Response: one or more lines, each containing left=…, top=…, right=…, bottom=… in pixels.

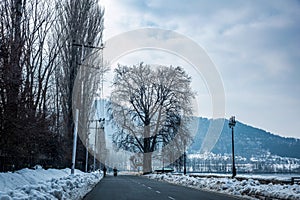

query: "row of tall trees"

left=1, top=0, right=195, bottom=173
left=0, top=0, right=104, bottom=171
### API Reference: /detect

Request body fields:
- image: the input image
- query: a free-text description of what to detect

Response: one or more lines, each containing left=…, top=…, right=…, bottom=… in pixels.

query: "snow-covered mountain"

left=189, top=117, right=300, bottom=160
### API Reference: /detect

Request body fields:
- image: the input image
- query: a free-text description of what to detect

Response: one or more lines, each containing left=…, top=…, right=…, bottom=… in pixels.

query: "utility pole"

left=229, top=116, right=237, bottom=178
left=98, top=118, right=105, bottom=171
left=85, top=136, right=89, bottom=172
left=87, top=118, right=104, bottom=172
left=94, top=120, right=97, bottom=171
left=162, top=139, right=165, bottom=173
left=71, top=42, right=104, bottom=173
left=183, top=151, right=187, bottom=175
left=85, top=132, right=93, bottom=172
left=71, top=109, right=79, bottom=174
left=183, top=138, right=187, bottom=175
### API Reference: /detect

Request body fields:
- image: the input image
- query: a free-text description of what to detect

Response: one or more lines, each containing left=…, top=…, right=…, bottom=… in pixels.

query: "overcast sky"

left=100, top=0, right=300, bottom=139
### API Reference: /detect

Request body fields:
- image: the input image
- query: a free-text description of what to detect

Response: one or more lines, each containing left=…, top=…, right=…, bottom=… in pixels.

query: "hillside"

left=189, top=118, right=300, bottom=159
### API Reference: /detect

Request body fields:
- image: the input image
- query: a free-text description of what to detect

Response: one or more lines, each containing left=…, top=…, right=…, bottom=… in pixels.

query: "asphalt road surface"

left=83, top=175, right=243, bottom=200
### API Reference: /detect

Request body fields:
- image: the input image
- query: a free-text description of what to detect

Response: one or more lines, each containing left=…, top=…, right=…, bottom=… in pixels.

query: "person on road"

left=103, top=166, right=107, bottom=177
left=113, top=167, right=117, bottom=176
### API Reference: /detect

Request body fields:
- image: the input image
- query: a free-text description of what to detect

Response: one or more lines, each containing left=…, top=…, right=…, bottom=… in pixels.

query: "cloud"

left=100, top=0, right=300, bottom=138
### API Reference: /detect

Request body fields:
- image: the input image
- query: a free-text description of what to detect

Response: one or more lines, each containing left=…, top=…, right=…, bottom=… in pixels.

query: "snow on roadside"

left=146, top=173, right=300, bottom=200
left=0, top=167, right=102, bottom=200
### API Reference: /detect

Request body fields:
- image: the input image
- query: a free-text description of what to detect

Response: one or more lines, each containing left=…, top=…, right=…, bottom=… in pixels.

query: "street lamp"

left=229, top=116, right=237, bottom=178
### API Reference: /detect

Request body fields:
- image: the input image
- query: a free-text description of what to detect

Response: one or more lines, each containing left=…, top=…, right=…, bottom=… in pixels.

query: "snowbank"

left=146, top=173, right=300, bottom=200
left=0, top=168, right=102, bottom=200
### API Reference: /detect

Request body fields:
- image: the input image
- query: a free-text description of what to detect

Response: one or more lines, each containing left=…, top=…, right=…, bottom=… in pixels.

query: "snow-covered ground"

left=1, top=167, right=299, bottom=200
left=188, top=173, right=299, bottom=182
left=0, top=167, right=102, bottom=200
left=146, top=173, right=300, bottom=200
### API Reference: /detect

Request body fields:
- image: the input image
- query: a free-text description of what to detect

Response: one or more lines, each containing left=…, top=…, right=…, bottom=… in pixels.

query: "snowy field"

left=0, top=167, right=102, bottom=200
left=146, top=173, right=300, bottom=200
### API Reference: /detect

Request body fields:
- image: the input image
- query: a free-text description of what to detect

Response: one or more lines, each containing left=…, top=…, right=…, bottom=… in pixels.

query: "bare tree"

left=0, top=0, right=25, bottom=158
left=0, top=0, right=62, bottom=170
left=55, top=0, right=104, bottom=168
left=109, top=63, right=195, bottom=174
left=0, top=0, right=105, bottom=171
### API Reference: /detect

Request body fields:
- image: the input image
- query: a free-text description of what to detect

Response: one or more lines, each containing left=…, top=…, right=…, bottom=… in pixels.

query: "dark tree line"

left=0, top=0, right=104, bottom=171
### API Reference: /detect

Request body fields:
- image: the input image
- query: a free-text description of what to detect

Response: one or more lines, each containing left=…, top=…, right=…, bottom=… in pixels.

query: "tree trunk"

left=3, top=0, right=23, bottom=157
left=143, top=124, right=152, bottom=174
left=143, top=152, right=152, bottom=174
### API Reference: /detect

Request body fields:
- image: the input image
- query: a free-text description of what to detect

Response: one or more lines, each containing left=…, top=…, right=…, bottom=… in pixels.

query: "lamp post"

left=71, top=109, right=79, bottom=174
left=229, top=116, right=237, bottom=178
left=183, top=138, right=187, bottom=175
left=183, top=150, right=187, bottom=175
left=94, top=120, right=97, bottom=171
left=85, top=133, right=90, bottom=172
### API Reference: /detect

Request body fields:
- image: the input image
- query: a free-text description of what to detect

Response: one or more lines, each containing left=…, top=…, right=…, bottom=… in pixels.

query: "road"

left=83, top=175, right=243, bottom=200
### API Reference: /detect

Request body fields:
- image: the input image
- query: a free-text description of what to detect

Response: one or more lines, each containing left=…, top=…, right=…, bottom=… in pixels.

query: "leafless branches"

left=109, top=63, right=195, bottom=173
left=0, top=0, right=105, bottom=171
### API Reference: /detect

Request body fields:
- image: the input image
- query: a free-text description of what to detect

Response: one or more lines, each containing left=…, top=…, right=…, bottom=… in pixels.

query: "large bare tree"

left=109, top=63, right=195, bottom=174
